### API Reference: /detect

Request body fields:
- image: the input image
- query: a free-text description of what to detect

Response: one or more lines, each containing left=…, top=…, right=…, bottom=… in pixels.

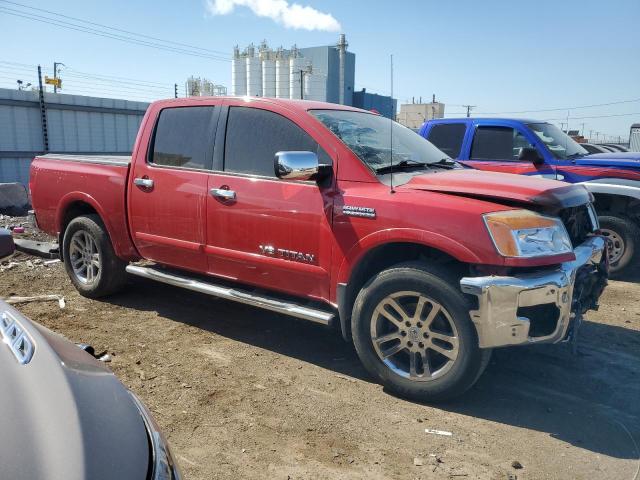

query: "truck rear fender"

left=334, top=230, right=481, bottom=341
left=56, top=192, right=139, bottom=261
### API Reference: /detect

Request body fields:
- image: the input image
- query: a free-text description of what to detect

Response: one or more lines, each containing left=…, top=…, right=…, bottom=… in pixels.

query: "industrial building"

left=352, top=88, right=397, bottom=119
left=397, top=96, right=445, bottom=129
left=231, top=35, right=355, bottom=105
left=185, top=76, right=227, bottom=97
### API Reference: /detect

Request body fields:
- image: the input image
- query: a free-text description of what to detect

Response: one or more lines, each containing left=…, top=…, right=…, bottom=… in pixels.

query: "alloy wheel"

left=69, top=230, right=101, bottom=285
left=370, top=291, right=459, bottom=382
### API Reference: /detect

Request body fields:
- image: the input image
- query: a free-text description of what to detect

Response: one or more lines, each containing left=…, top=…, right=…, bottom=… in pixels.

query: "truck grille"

left=559, top=205, right=596, bottom=247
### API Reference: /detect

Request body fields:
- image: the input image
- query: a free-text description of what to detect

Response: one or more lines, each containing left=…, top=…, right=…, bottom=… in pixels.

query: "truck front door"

left=204, top=102, right=334, bottom=301
left=461, top=124, right=556, bottom=179
left=128, top=105, right=220, bottom=273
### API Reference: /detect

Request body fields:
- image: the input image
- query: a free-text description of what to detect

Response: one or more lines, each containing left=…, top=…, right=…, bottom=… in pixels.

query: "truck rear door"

left=204, top=100, right=335, bottom=301
left=458, top=122, right=556, bottom=179
left=128, top=105, right=220, bottom=272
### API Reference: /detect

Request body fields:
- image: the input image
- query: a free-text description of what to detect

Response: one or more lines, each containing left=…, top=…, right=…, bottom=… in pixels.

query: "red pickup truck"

left=30, top=97, right=608, bottom=401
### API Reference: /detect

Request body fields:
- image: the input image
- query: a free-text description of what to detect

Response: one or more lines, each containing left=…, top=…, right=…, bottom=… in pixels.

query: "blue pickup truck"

left=420, top=118, right=640, bottom=274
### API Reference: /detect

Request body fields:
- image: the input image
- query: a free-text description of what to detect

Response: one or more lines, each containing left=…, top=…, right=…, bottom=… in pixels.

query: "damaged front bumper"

left=460, top=236, right=608, bottom=349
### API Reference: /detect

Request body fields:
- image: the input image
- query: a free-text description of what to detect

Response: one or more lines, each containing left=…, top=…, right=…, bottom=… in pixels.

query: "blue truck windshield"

left=527, top=123, right=588, bottom=160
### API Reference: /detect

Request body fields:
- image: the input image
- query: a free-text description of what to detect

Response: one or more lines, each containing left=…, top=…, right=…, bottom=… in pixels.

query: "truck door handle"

left=134, top=177, right=154, bottom=188
left=210, top=188, right=236, bottom=201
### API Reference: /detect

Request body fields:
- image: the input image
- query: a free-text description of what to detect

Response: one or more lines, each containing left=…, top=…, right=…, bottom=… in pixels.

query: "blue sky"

left=1, top=0, right=638, bottom=141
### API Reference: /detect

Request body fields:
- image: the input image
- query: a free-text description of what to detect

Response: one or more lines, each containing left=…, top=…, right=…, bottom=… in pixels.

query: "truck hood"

left=576, top=152, right=640, bottom=168
left=0, top=301, right=149, bottom=480
left=401, top=169, right=591, bottom=209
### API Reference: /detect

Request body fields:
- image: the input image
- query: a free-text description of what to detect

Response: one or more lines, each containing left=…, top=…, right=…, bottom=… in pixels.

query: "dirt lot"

left=1, top=238, right=639, bottom=479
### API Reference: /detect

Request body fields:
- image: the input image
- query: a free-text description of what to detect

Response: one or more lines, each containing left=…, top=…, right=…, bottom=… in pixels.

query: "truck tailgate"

left=30, top=154, right=139, bottom=260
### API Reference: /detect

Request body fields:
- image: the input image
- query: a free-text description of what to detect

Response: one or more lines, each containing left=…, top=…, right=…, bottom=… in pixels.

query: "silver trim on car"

left=460, top=235, right=606, bottom=349
left=1, top=310, right=35, bottom=365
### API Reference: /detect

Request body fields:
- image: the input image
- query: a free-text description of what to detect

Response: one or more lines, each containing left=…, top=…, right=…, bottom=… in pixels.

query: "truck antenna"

left=389, top=54, right=395, bottom=194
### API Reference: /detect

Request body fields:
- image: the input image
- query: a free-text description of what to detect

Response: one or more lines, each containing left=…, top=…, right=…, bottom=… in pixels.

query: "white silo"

left=289, top=52, right=306, bottom=100
left=231, top=45, right=247, bottom=96
left=304, top=71, right=327, bottom=102
left=246, top=44, right=262, bottom=97
left=262, top=54, right=276, bottom=98
left=275, top=48, right=290, bottom=99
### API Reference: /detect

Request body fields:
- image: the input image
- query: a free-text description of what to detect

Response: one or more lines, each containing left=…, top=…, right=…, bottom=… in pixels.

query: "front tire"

left=351, top=262, right=490, bottom=402
left=62, top=214, right=127, bottom=298
left=599, top=215, right=639, bottom=276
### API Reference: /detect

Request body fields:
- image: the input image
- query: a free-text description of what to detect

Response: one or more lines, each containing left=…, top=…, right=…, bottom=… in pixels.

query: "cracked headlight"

left=484, top=210, right=572, bottom=258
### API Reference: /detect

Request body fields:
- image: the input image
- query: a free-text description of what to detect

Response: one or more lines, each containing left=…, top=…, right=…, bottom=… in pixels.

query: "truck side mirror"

left=0, top=228, right=15, bottom=260
left=518, top=147, right=544, bottom=165
left=274, top=151, right=320, bottom=181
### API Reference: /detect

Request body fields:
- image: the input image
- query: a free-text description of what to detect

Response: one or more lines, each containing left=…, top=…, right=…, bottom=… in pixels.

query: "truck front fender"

left=580, top=179, right=640, bottom=201
left=335, top=228, right=482, bottom=293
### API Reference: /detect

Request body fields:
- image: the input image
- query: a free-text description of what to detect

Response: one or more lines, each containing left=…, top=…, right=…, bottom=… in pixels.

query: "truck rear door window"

left=470, top=126, right=535, bottom=161
left=151, top=106, right=217, bottom=170
left=224, top=107, right=327, bottom=177
left=426, top=124, right=466, bottom=158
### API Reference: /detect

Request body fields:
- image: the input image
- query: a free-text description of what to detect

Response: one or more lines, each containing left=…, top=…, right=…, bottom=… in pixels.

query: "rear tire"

left=351, top=262, right=490, bottom=402
left=62, top=214, right=127, bottom=298
left=599, top=215, right=639, bottom=276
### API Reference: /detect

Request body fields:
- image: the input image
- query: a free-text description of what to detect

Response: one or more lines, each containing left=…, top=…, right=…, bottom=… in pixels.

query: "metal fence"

left=0, top=87, right=149, bottom=186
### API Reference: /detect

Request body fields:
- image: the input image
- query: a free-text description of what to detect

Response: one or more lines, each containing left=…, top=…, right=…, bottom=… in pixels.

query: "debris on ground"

left=425, top=428, right=453, bottom=436
left=511, top=460, right=523, bottom=469
left=4, top=294, right=66, bottom=309
left=13, top=238, right=59, bottom=259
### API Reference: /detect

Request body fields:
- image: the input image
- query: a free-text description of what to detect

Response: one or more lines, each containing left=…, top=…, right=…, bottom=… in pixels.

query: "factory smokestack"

left=337, top=34, right=348, bottom=105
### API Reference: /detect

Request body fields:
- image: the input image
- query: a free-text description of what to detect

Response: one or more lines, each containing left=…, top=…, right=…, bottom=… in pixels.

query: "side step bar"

left=125, top=265, right=335, bottom=326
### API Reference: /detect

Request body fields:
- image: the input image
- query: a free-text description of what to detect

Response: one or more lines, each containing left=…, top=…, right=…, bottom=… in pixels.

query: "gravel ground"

left=1, top=237, right=639, bottom=480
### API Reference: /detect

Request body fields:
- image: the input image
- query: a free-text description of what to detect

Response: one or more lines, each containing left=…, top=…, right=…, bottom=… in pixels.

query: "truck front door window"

left=224, top=107, right=328, bottom=177
left=151, top=106, right=217, bottom=170
left=470, top=126, right=536, bottom=161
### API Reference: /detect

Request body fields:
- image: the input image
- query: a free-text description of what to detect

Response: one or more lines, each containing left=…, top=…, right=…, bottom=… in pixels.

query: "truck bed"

left=30, top=153, right=139, bottom=260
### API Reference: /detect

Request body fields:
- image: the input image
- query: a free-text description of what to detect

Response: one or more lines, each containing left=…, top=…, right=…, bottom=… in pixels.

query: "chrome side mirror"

left=0, top=228, right=15, bottom=260
left=274, top=151, right=319, bottom=181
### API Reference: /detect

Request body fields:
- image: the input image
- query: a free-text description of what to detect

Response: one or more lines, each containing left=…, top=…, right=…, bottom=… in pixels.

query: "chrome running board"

left=125, top=265, right=335, bottom=326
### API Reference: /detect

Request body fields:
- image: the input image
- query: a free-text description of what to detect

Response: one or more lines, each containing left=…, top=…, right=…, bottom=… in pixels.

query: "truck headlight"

left=484, top=210, right=572, bottom=258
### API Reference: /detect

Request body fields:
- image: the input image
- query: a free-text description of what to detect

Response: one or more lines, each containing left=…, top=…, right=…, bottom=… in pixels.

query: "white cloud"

left=206, top=0, right=341, bottom=32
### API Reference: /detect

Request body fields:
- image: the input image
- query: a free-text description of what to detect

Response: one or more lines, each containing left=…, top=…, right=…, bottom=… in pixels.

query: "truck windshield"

left=310, top=110, right=448, bottom=172
left=527, top=123, right=588, bottom=159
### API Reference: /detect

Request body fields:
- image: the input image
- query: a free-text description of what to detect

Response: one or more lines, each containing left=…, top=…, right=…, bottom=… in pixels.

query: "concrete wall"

left=0, top=88, right=148, bottom=186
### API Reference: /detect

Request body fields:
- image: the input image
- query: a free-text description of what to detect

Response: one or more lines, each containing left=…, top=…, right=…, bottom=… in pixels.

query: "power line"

left=0, top=7, right=231, bottom=62
left=0, top=62, right=177, bottom=90
left=544, top=112, right=640, bottom=121
left=473, top=98, right=640, bottom=115
left=0, top=0, right=231, bottom=57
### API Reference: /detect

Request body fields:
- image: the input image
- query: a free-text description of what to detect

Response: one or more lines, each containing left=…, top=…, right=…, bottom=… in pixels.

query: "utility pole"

left=174, top=83, right=178, bottom=98
left=53, top=62, right=65, bottom=93
left=589, top=129, right=594, bottom=141
left=579, top=123, right=586, bottom=137
left=37, top=65, right=49, bottom=153
left=462, top=104, right=475, bottom=117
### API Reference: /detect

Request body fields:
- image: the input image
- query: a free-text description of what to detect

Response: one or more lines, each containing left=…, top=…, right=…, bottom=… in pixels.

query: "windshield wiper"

left=567, top=153, right=585, bottom=159
left=375, top=159, right=428, bottom=174
left=427, top=158, right=458, bottom=169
